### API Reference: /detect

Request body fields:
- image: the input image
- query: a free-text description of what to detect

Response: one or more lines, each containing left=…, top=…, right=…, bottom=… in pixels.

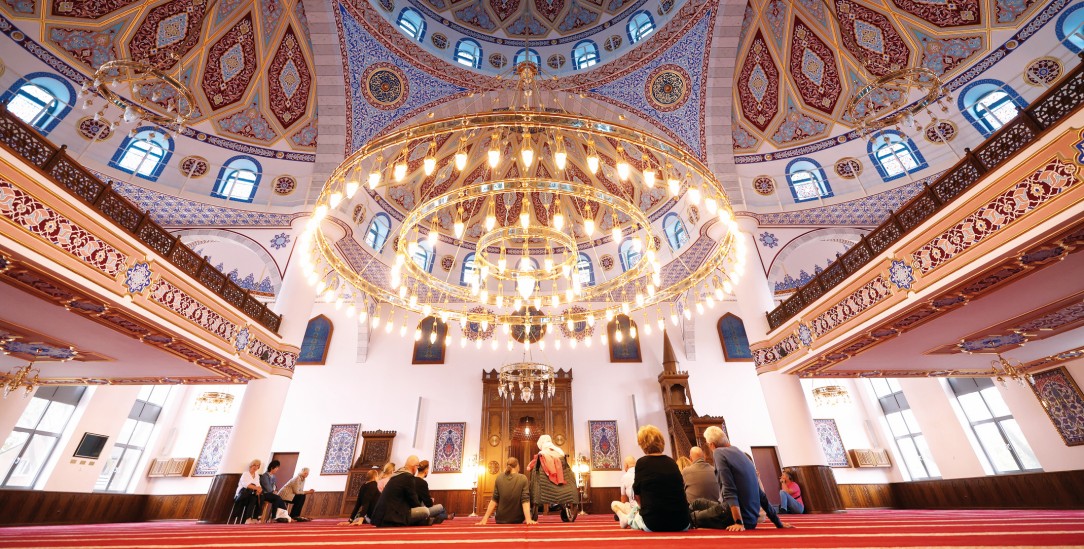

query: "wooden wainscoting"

left=587, top=486, right=621, bottom=515
left=891, top=470, right=1084, bottom=509
left=0, top=490, right=145, bottom=526
left=302, top=491, right=346, bottom=517
left=838, top=484, right=897, bottom=508
left=145, top=494, right=207, bottom=520
left=429, top=489, right=476, bottom=516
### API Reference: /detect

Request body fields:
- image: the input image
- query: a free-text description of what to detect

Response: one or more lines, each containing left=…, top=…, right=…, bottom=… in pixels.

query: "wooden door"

left=750, top=446, right=782, bottom=507
left=271, top=452, right=299, bottom=487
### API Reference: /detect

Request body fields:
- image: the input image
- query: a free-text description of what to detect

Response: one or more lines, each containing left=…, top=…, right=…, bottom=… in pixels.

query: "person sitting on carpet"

left=610, top=425, right=691, bottom=532
left=342, top=469, right=381, bottom=525
left=236, top=459, right=263, bottom=525
left=682, top=446, right=718, bottom=504
left=477, top=457, right=536, bottom=525
left=371, top=455, right=446, bottom=527
left=778, top=470, right=805, bottom=514
left=260, top=460, right=291, bottom=523
left=415, top=460, right=451, bottom=522
left=376, top=462, right=396, bottom=492
left=277, top=467, right=315, bottom=522
left=694, top=425, right=793, bottom=532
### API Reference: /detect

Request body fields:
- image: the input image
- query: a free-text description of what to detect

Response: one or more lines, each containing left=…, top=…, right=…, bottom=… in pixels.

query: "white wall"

left=799, top=378, right=899, bottom=484
left=897, top=378, right=988, bottom=479
left=41, top=385, right=141, bottom=492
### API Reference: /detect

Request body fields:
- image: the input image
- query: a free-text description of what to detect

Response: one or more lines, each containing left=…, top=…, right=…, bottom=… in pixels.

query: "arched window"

left=619, top=239, right=641, bottom=272
left=108, top=127, right=173, bottom=182
left=1, top=73, right=74, bottom=134
left=663, top=212, right=690, bottom=251
left=785, top=158, right=832, bottom=203
left=576, top=253, right=595, bottom=286
left=1056, top=2, right=1084, bottom=53
left=212, top=155, right=261, bottom=202
left=413, top=240, right=434, bottom=272
left=868, top=130, right=928, bottom=181
left=460, top=252, right=478, bottom=286
left=572, top=41, right=600, bottom=70
left=396, top=8, right=426, bottom=41
left=454, top=38, right=482, bottom=69
left=717, top=313, right=752, bottom=361
left=627, top=11, right=655, bottom=43
left=365, top=213, right=391, bottom=251
left=514, top=48, right=541, bottom=66
left=298, top=315, right=334, bottom=365
left=959, top=80, right=1026, bottom=137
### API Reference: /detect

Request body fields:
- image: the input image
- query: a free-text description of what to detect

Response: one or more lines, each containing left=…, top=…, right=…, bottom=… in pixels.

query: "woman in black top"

left=346, top=469, right=381, bottom=524
left=628, top=425, right=691, bottom=532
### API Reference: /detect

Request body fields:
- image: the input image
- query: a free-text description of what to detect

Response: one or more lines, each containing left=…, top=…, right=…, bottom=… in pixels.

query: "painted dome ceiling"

left=0, top=0, right=318, bottom=152
left=732, top=0, right=1048, bottom=153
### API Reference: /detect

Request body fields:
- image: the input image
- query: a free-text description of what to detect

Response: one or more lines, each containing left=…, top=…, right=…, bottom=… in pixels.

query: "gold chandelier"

left=497, top=360, right=556, bottom=403
left=990, top=353, right=1030, bottom=387
left=78, top=52, right=197, bottom=134
left=194, top=391, right=235, bottom=414
left=812, top=383, right=851, bottom=407
left=302, top=61, right=745, bottom=348
left=2, top=361, right=41, bottom=399
left=844, top=67, right=951, bottom=139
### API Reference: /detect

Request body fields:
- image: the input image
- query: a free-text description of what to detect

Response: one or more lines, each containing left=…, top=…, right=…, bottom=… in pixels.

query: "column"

left=199, top=218, right=318, bottom=523
left=732, top=216, right=842, bottom=513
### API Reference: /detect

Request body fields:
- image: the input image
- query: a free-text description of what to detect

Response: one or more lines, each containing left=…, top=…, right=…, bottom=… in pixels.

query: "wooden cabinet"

left=147, top=458, right=194, bottom=477
left=848, top=449, right=892, bottom=468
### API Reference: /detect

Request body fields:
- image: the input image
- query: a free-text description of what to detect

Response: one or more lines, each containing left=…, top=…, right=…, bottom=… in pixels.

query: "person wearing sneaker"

left=414, top=460, right=450, bottom=522
left=278, top=467, right=315, bottom=522
left=236, top=459, right=263, bottom=525
left=260, top=460, right=291, bottom=523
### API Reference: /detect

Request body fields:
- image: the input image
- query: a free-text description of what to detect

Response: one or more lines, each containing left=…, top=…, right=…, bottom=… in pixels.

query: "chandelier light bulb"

left=345, top=179, right=360, bottom=199
left=553, top=211, right=565, bottom=231
left=521, top=145, right=534, bottom=168
left=368, top=169, right=381, bottom=189
left=584, top=218, right=595, bottom=236
left=423, top=303, right=433, bottom=316
left=605, top=309, right=614, bottom=322
left=399, top=324, right=407, bottom=337
left=612, top=226, right=622, bottom=243
left=454, top=220, right=465, bottom=238
left=329, top=192, right=343, bottom=209
left=313, top=204, right=329, bottom=222
left=520, top=211, right=530, bottom=229
left=617, top=160, right=630, bottom=180
left=496, top=294, right=504, bottom=308
left=372, top=314, right=381, bottom=328
left=488, top=147, right=500, bottom=168
left=683, top=307, right=692, bottom=320
left=630, top=325, right=637, bottom=339
left=429, top=331, right=437, bottom=344
left=409, top=294, right=418, bottom=307
left=668, top=178, right=680, bottom=196
left=648, top=284, right=656, bottom=297
left=517, top=275, right=535, bottom=299
left=565, top=288, right=574, bottom=302
left=587, top=314, right=595, bottom=326
left=587, top=155, right=600, bottom=174
left=423, top=156, right=436, bottom=176
left=415, top=328, right=422, bottom=341
left=695, top=302, right=705, bottom=315
left=455, top=151, right=468, bottom=171
left=514, top=297, right=523, bottom=310
left=644, top=169, right=656, bottom=187
left=615, top=330, right=624, bottom=343
left=534, top=296, right=542, bottom=309
left=480, top=289, right=489, bottom=303
left=688, top=186, right=702, bottom=205
left=393, top=162, right=407, bottom=182
left=622, top=302, right=630, bottom=315
left=555, top=150, right=567, bottom=170
left=427, top=230, right=439, bottom=246
left=385, top=320, right=394, bottom=333
left=399, top=286, right=407, bottom=299
left=705, top=197, right=718, bottom=214
left=551, top=295, right=559, bottom=307
left=544, top=256, right=554, bottom=271
left=671, top=313, right=679, bottom=326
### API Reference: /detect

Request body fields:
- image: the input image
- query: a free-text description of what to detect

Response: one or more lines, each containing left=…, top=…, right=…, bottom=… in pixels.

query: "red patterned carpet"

left=1, top=510, right=1083, bottom=548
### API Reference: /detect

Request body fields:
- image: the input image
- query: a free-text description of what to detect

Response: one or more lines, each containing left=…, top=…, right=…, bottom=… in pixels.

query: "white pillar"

left=733, top=215, right=827, bottom=467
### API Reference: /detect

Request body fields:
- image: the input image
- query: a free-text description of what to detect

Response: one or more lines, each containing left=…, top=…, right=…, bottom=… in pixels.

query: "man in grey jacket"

left=681, top=446, right=720, bottom=504
left=278, top=467, right=315, bottom=522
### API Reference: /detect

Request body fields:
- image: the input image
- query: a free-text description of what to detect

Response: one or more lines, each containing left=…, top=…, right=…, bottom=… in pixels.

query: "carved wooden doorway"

left=477, top=369, right=574, bottom=514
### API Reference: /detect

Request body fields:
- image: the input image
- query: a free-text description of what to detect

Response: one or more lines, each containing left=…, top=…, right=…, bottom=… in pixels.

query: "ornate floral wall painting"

left=412, top=316, right=448, bottom=364
left=814, top=418, right=850, bottom=467
left=1030, top=367, right=1084, bottom=446
left=193, top=426, right=232, bottom=476
left=589, top=420, right=621, bottom=470
left=298, top=315, right=333, bottom=364
left=607, top=315, right=642, bottom=362
left=433, top=422, right=466, bottom=473
left=321, top=424, right=361, bottom=475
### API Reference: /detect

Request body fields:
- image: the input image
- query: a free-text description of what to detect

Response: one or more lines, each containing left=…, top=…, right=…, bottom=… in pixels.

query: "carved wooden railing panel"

left=766, top=57, right=1084, bottom=330
left=0, top=108, right=281, bottom=333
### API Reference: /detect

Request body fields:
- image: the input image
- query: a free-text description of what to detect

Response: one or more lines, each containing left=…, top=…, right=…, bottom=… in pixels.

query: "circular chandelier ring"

left=94, top=58, right=198, bottom=128
left=473, top=225, right=579, bottom=282
left=845, top=67, right=947, bottom=135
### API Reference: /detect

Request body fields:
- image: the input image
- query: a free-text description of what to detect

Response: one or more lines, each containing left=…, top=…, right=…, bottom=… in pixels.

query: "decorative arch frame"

left=627, top=10, right=655, bottom=44
left=572, top=40, right=600, bottom=70
left=0, top=72, right=76, bottom=135
left=866, top=130, right=928, bottom=182
left=108, top=126, right=175, bottom=182
left=454, top=38, right=482, bottom=69
left=412, top=316, right=448, bottom=364
left=607, top=314, right=642, bottom=363
left=717, top=313, right=752, bottom=361
left=785, top=157, right=833, bottom=203
left=1056, top=2, right=1084, bottom=53
left=663, top=212, right=690, bottom=251
left=213, top=155, right=263, bottom=203
left=298, top=314, right=334, bottom=365
left=396, top=8, right=427, bottom=41
left=365, top=212, right=392, bottom=252
left=957, top=79, right=1028, bottom=138
left=173, top=228, right=284, bottom=292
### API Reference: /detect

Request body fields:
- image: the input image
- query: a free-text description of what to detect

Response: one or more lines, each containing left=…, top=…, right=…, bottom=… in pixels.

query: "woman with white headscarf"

left=526, top=434, right=578, bottom=521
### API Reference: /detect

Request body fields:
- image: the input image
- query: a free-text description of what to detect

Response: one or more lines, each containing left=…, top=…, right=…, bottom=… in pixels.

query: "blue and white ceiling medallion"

left=797, top=323, right=813, bottom=347
left=234, top=326, right=251, bottom=353
left=124, top=261, right=154, bottom=294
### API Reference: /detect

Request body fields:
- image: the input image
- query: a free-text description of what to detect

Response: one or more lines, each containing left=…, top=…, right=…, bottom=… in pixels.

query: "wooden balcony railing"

left=766, top=56, right=1084, bottom=331
left=0, top=109, right=282, bottom=334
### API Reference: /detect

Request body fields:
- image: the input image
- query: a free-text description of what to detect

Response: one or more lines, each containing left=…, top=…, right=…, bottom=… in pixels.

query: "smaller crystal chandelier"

left=497, top=359, right=556, bottom=403
left=2, top=361, right=41, bottom=399
left=812, top=381, right=851, bottom=407
left=78, top=51, right=197, bottom=135
left=194, top=391, right=235, bottom=414
left=990, top=353, right=1030, bottom=387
